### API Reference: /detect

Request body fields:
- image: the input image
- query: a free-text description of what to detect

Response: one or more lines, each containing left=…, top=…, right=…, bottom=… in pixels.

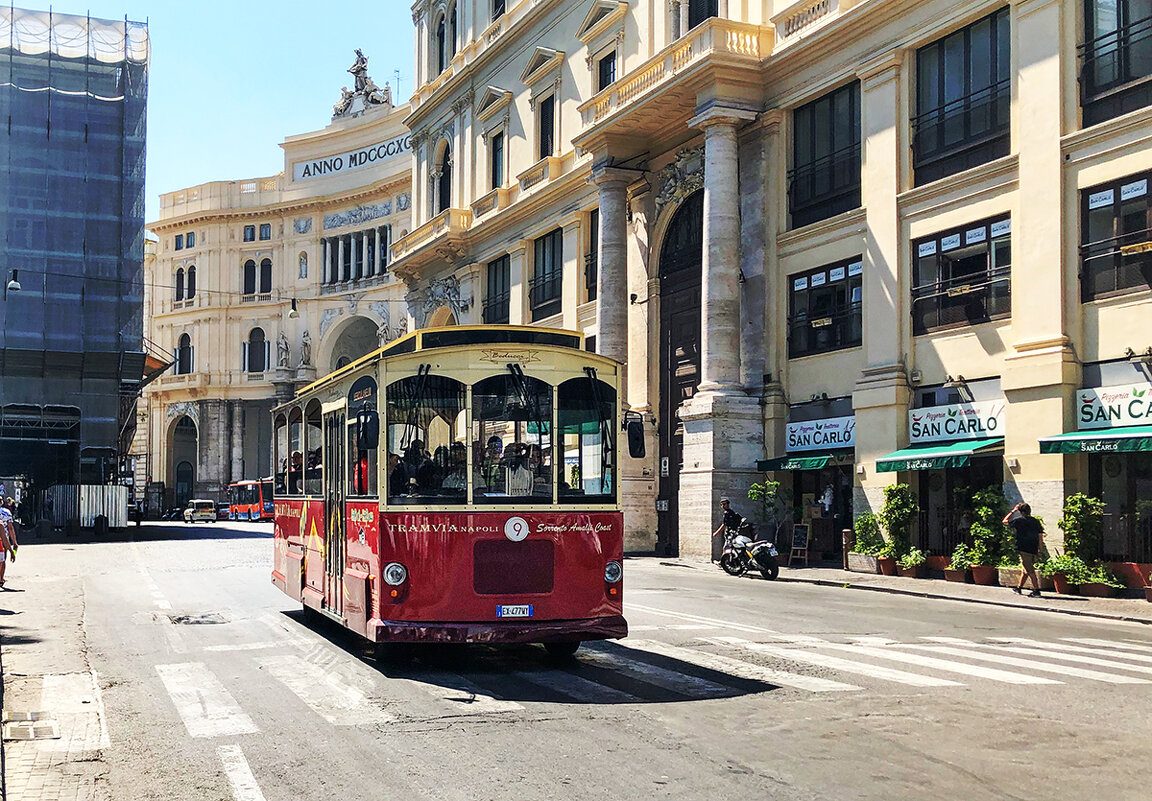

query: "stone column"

left=691, top=107, right=756, bottom=396
left=506, top=239, right=530, bottom=325
left=231, top=402, right=244, bottom=482
left=371, top=228, right=380, bottom=276
left=678, top=0, right=689, bottom=37
left=560, top=214, right=582, bottom=330
left=591, top=166, right=631, bottom=366
left=322, top=239, right=330, bottom=284
left=360, top=232, right=369, bottom=279
left=337, top=236, right=346, bottom=282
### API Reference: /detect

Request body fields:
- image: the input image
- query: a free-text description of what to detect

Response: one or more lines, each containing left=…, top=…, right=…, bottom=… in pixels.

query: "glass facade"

left=0, top=9, right=149, bottom=484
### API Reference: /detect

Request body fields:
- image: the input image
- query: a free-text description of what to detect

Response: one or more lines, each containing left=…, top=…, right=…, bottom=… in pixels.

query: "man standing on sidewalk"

left=1003, top=502, right=1043, bottom=597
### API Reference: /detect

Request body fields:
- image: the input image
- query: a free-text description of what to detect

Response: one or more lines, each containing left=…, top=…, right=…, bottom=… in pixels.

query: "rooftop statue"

left=333, top=49, right=392, bottom=120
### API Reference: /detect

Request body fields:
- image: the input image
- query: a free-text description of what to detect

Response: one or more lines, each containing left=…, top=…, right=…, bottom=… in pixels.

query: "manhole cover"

left=168, top=613, right=228, bottom=625
left=3, top=713, right=59, bottom=741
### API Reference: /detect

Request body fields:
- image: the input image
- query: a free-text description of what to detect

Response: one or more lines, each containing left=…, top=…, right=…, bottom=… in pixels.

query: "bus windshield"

left=385, top=372, right=468, bottom=505
left=472, top=371, right=553, bottom=504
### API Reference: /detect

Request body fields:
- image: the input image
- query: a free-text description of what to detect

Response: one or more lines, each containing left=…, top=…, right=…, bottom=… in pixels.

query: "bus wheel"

left=544, top=641, right=580, bottom=659
left=374, top=642, right=414, bottom=665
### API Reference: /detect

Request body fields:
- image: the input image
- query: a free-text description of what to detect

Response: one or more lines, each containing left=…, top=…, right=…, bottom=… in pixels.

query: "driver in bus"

left=288, top=451, right=303, bottom=494
left=503, top=443, right=533, bottom=496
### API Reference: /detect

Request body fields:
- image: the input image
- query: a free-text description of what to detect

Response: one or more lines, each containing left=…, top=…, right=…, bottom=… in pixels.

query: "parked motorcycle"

left=719, top=522, right=780, bottom=580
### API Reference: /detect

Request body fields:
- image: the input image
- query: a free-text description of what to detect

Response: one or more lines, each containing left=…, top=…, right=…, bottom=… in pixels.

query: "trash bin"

left=93, top=514, right=109, bottom=536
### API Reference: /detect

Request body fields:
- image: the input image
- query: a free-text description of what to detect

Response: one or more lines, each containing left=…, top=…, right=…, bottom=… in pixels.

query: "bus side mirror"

left=623, top=411, right=645, bottom=459
left=356, top=408, right=380, bottom=451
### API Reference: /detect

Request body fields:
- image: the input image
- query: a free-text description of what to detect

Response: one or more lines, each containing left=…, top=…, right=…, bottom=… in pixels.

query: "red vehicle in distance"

left=228, top=479, right=274, bottom=521
left=271, top=326, right=641, bottom=657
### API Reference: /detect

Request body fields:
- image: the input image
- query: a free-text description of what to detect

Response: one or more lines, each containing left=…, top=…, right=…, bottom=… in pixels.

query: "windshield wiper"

left=401, top=363, right=432, bottom=450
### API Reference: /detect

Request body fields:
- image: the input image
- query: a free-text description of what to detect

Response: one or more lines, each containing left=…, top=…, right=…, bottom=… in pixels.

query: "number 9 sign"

left=504, top=516, right=529, bottom=542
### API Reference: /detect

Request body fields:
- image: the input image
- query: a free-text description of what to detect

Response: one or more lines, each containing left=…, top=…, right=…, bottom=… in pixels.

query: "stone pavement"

left=663, top=558, right=1152, bottom=624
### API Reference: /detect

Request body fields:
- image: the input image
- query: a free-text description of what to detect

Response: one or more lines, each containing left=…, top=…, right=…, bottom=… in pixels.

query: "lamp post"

left=4, top=270, right=21, bottom=299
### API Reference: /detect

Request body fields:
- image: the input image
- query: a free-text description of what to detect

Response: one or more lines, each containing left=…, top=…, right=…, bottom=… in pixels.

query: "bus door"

left=324, top=411, right=346, bottom=617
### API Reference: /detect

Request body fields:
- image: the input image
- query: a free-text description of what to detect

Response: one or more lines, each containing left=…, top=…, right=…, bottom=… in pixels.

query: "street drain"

left=168, top=613, right=228, bottom=625
left=3, top=712, right=60, bottom=741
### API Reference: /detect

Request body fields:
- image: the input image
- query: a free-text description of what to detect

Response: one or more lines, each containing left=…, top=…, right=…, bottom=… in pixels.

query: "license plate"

left=497, top=604, right=533, bottom=618
left=768, top=546, right=779, bottom=557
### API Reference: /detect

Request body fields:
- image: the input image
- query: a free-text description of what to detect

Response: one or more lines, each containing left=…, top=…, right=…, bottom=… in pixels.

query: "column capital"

left=688, top=104, right=758, bottom=131
left=856, top=50, right=903, bottom=87
left=589, top=164, right=637, bottom=188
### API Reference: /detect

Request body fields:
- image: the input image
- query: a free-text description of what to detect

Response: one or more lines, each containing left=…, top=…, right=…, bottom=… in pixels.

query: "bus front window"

left=558, top=375, right=617, bottom=503
left=385, top=372, right=467, bottom=505
left=472, top=372, right=553, bottom=504
left=288, top=408, right=303, bottom=495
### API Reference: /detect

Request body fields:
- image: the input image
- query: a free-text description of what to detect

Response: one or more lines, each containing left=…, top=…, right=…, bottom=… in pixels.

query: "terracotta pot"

left=970, top=565, right=999, bottom=585
left=847, top=552, right=880, bottom=574
left=944, top=568, right=971, bottom=583
left=1050, top=573, right=1078, bottom=595
left=1078, top=582, right=1117, bottom=598
left=877, top=557, right=898, bottom=576
left=897, top=564, right=927, bottom=578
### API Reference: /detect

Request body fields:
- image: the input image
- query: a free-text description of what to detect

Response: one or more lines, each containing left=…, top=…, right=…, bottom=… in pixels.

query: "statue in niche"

left=299, top=330, right=312, bottom=367
left=377, top=320, right=391, bottom=349
left=277, top=332, right=290, bottom=368
left=299, top=252, right=308, bottom=279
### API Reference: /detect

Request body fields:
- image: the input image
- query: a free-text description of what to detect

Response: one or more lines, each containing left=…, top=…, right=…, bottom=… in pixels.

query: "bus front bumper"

left=367, top=615, right=628, bottom=644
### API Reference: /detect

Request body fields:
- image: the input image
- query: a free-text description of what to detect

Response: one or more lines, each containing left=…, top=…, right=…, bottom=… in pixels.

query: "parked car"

left=216, top=503, right=232, bottom=521
left=183, top=499, right=217, bottom=524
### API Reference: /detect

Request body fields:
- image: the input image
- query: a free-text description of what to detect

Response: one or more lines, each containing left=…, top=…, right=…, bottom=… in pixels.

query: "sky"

left=40, top=0, right=416, bottom=224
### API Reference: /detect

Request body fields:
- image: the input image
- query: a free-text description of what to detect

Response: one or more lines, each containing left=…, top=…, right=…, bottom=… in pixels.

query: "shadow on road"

left=16, top=520, right=274, bottom=547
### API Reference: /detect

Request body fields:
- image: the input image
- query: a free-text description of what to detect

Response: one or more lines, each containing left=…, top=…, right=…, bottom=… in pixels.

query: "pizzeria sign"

left=1077, top=384, right=1152, bottom=430
left=910, top=400, right=1005, bottom=444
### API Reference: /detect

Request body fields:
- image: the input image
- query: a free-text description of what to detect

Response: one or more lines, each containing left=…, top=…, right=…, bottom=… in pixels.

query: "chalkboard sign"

left=792, top=524, right=810, bottom=550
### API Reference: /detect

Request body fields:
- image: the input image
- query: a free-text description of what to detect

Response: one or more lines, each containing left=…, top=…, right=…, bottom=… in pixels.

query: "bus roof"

left=292, top=325, right=589, bottom=400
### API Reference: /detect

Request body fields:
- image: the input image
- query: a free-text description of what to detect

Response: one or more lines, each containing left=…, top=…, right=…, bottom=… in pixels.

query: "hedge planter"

left=898, top=564, right=928, bottom=578
left=1050, top=573, right=1078, bottom=595
left=847, top=552, right=880, bottom=574
left=1078, top=582, right=1117, bottom=598
left=944, top=568, right=971, bottom=583
left=877, top=557, right=898, bottom=576
left=970, top=565, right=999, bottom=585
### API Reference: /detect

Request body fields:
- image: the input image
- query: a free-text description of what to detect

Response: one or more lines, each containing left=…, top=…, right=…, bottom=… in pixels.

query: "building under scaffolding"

left=0, top=8, right=163, bottom=513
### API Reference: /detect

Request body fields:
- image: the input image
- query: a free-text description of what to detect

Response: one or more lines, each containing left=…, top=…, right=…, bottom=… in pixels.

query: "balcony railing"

left=482, top=291, right=511, bottom=325
left=1079, top=13, right=1152, bottom=125
left=788, top=143, right=861, bottom=228
left=1080, top=225, right=1152, bottom=301
left=390, top=208, right=473, bottom=262
left=911, top=267, right=1011, bottom=335
left=578, top=18, right=770, bottom=129
left=787, top=305, right=861, bottom=359
left=528, top=272, right=562, bottom=320
left=912, top=79, right=1010, bottom=185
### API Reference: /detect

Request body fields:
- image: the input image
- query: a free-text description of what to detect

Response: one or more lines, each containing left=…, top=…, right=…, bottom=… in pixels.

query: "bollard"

left=842, top=529, right=853, bottom=571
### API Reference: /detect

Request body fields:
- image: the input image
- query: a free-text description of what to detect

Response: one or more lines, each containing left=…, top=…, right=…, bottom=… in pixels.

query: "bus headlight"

left=383, top=562, right=408, bottom=586
left=604, top=561, right=623, bottom=583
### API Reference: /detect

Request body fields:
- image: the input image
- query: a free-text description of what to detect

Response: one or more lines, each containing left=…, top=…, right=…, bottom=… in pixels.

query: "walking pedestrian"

left=3, top=498, right=17, bottom=558
left=0, top=499, right=15, bottom=587
left=1003, top=501, right=1044, bottom=597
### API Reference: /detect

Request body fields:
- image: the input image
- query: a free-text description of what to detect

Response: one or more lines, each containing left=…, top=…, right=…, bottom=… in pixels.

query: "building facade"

left=140, top=57, right=413, bottom=509
left=0, top=8, right=153, bottom=496
left=395, top=0, right=1152, bottom=561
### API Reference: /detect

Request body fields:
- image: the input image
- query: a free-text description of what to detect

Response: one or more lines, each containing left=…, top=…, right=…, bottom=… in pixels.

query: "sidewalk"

left=660, top=559, right=1152, bottom=625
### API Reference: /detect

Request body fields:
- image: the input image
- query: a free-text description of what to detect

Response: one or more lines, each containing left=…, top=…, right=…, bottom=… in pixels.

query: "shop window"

left=558, top=376, right=616, bottom=503
left=174, top=234, right=184, bottom=251
left=530, top=228, right=563, bottom=320
left=174, top=268, right=185, bottom=301
left=243, top=225, right=256, bottom=242
left=912, top=216, right=1011, bottom=335
left=1081, top=0, right=1152, bottom=125
left=260, top=258, right=273, bottom=294
left=243, top=259, right=257, bottom=296
left=244, top=328, right=268, bottom=373
left=1080, top=171, right=1152, bottom=300
left=913, top=8, right=1010, bottom=186
left=175, top=333, right=193, bottom=375
left=586, top=208, right=599, bottom=302
left=490, top=130, right=505, bottom=190
left=788, top=257, right=863, bottom=358
left=259, top=223, right=272, bottom=241
left=274, top=413, right=288, bottom=494
left=304, top=401, right=323, bottom=497
left=472, top=372, right=553, bottom=504
left=186, top=266, right=196, bottom=299
left=287, top=408, right=303, bottom=495
left=688, top=0, right=718, bottom=29
left=538, top=94, right=555, bottom=161
left=483, top=255, right=511, bottom=324
left=789, top=82, right=861, bottom=229
left=597, top=50, right=617, bottom=92
left=386, top=372, right=468, bottom=505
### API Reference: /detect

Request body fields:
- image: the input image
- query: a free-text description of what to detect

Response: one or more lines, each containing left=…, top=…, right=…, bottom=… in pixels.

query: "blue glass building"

left=0, top=8, right=151, bottom=489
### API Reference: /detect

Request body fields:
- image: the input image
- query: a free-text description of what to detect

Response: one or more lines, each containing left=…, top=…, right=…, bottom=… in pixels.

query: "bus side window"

left=557, top=376, right=616, bottom=502
left=472, top=373, right=554, bottom=504
left=288, top=407, right=303, bottom=495
left=274, top=413, right=288, bottom=494
left=304, top=400, right=323, bottom=496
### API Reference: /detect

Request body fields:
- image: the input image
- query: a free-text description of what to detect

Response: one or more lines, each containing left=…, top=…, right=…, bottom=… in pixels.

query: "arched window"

left=245, top=328, right=267, bottom=373
left=659, top=189, right=704, bottom=288
left=448, top=3, right=458, bottom=61
left=243, top=260, right=257, bottom=296
left=186, top=266, right=196, bottom=299
left=437, top=145, right=452, bottom=214
left=175, top=268, right=185, bottom=301
left=436, top=14, right=447, bottom=74
left=176, top=333, right=193, bottom=375
left=260, top=258, right=272, bottom=294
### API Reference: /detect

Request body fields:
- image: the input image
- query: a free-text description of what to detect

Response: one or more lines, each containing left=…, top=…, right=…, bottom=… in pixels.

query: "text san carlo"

left=909, top=401, right=1005, bottom=444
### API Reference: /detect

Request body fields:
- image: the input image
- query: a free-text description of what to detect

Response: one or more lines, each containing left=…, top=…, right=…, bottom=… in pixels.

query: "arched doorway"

left=171, top=415, right=198, bottom=507
left=657, top=189, right=703, bottom=556
left=326, top=315, right=379, bottom=374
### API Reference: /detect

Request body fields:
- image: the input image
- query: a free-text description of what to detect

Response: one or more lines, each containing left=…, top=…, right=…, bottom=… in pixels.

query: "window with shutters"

left=531, top=228, right=563, bottom=321
left=243, top=260, right=257, bottom=296
left=245, top=328, right=268, bottom=373
left=538, top=95, right=555, bottom=161
left=483, top=255, right=511, bottom=324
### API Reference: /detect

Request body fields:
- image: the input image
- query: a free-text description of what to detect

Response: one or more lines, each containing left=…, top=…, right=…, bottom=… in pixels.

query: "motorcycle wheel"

left=720, top=553, right=746, bottom=576
left=759, top=562, right=780, bottom=581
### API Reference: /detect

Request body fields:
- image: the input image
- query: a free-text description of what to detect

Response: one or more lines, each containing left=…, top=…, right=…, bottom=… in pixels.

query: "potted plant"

left=878, top=483, right=918, bottom=566
left=998, top=555, right=1023, bottom=588
left=1039, top=553, right=1089, bottom=595
left=897, top=547, right=928, bottom=578
left=848, top=512, right=883, bottom=573
left=1058, top=493, right=1105, bottom=562
left=945, top=543, right=974, bottom=583
left=1079, top=563, right=1124, bottom=598
left=877, top=541, right=898, bottom=576
left=969, top=487, right=1010, bottom=585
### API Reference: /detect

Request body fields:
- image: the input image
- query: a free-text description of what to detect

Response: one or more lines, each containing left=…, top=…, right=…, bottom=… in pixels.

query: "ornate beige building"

left=138, top=58, right=413, bottom=508
left=395, top=0, right=1152, bottom=562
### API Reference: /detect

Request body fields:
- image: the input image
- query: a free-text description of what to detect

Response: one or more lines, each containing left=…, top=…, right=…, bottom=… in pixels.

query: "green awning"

left=757, top=455, right=832, bottom=471
left=1039, top=425, right=1152, bottom=454
left=876, top=438, right=1004, bottom=472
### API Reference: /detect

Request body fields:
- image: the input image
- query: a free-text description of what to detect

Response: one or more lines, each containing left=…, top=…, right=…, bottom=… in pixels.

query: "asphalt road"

left=4, top=520, right=1151, bottom=800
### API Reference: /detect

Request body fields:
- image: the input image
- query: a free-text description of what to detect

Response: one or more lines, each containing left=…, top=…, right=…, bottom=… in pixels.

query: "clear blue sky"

left=42, top=1, right=415, bottom=223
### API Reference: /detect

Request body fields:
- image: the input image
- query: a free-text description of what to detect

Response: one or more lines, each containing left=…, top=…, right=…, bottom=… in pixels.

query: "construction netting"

left=0, top=6, right=148, bottom=64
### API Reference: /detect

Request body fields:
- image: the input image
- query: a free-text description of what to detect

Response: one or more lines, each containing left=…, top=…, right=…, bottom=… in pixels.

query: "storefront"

left=877, top=397, right=1005, bottom=555
left=1040, top=380, right=1152, bottom=562
left=758, top=409, right=854, bottom=558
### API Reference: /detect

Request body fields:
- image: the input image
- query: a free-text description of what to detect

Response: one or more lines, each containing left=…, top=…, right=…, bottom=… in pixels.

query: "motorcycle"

left=718, top=522, right=780, bottom=580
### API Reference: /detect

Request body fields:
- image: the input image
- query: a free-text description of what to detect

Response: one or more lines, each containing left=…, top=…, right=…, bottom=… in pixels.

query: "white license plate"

left=768, top=547, right=779, bottom=557
left=497, top=604, right=533, bottom=618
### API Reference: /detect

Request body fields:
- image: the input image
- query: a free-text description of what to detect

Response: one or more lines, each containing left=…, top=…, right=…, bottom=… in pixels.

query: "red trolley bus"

left=271, top=326, right=640, bottom=656
left=228, top=478, right=275, bottom=521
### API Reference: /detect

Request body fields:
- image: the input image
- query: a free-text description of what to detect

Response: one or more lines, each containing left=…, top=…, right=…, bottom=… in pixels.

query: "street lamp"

left=288, top=298, right=299, bottom=319
left=4, top=269, right=20, bottom=299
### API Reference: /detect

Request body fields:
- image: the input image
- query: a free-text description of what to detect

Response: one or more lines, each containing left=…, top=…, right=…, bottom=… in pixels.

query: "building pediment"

left=578, top=1, right=628, bottom=45
left=476, top=86, right=513, bottom=123
left=520, top=47, right=564, bottom=86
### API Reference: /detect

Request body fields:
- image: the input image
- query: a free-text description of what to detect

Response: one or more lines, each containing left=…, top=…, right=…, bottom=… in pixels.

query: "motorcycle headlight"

left=604, top=560, right=623, bottom=583
left=383, top=562, right=408, bottom=586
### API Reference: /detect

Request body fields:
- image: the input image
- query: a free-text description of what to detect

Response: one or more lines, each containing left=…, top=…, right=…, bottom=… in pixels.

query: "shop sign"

left=1077, top=384, right=1152, bottom=430
left=909, top=401, right=1005, bottom=443
left=786, top=416, right=855, bottom=452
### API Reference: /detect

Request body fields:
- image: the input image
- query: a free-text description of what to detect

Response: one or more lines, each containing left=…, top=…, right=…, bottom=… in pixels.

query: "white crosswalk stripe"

left=516, top=670, right=644, bottom=703
left=255, top=654, right=395, bottom=726
left=976, top=639, right=1152, bottom=674
left=625, top=603, right=779, bottom=634
left=581, top=646, right=736, bottom=696
left=403, top=673, right=525, bottom=715
left=156, top=663, right=260, bottom=738
left=815, top=642, right=1061, bottom=684
left=710, top=637, right=963, bottom=687
left=993, top=637, right=1152, bottom=665
left=901, top=642, right=1151, bottom=684
left=1061, top=638, right=1152, bottom=657
left=217, top=745, right=267, bottom=801
left=634, top=638, right=861, bottom=692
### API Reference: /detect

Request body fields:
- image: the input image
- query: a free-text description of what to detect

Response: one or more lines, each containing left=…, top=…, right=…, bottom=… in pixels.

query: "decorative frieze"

left=323, top=201, right=393, bottom=231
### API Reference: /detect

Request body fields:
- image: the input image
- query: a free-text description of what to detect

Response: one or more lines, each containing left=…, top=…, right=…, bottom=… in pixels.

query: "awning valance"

left=1039, top=426, right=1152, bottom=454
left=876, top=438, right=1004, bottom=472
left=757, top=451, right=853, bottom=472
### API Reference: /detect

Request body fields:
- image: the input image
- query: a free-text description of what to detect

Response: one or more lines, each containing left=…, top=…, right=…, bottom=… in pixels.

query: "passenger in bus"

left=288, top=451, right=303, bottom=494
left=387, top=453, right=407, bottom=498
left=441, top=443, right=468, bottom=494
left=503, top=443, right=533, bottom=496
left=528, top=444, right=550, bottom=496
